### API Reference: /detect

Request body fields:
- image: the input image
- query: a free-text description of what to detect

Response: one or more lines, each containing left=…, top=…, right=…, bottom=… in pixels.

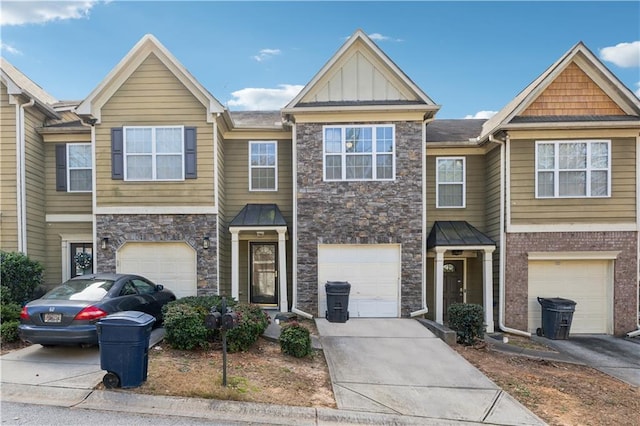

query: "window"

left=67, top=144, right=92, bottom=192
left=323, top=125, right=395, bottom=181
left=536, top=140, right=610, bottom=198
left=123, top=126, right=184, bottom=181
left=436, top=157, right=465, bottom=208
left=249, top=141, right=277, bottom=190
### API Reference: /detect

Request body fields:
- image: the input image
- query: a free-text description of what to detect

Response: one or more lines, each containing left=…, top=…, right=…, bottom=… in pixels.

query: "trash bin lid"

left=325, top=281, right=351, bottom=289
left=537, top=297, right=576, bottom=307
left=97, top=310, right=156, bottom=326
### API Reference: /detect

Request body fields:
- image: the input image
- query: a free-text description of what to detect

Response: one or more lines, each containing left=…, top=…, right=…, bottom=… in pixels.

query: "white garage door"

left=528, top=259, right=613, bottom=334
left=117, top=242, right=197, bottom=299
left=318, top=244, right=400, bottom=318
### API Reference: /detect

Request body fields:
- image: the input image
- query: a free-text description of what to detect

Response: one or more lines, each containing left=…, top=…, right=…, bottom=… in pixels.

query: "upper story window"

left=436, top=157, right=465, bottom=208
left=535, top=140, right=610, bottom=198
left=123, top=126, right=184, bottom=181
left=67, top=143, right=92, bottom=192
left=249, top=141, right=277, bottom=191
left=323, top=125, right=395, bottom=181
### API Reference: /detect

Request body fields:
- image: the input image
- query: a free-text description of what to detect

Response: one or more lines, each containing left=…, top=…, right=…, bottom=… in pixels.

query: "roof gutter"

left=16, top=97, right=35, bottom=253
left=489, top=133, right=531, bottom=337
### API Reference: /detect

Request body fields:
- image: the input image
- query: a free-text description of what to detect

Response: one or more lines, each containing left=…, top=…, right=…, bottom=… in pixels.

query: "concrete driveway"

left=316, top=318, right=544, bottom=425
left=536, top=334, right=640, bottom=387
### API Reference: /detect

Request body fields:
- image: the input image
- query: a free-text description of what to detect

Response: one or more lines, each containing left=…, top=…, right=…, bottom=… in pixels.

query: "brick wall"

left=505, top=231, right=638, bottom=335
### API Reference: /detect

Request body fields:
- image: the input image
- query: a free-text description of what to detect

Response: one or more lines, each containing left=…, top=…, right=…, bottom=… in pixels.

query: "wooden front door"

left=443, top=260, right=464, bottom=322
left=250, top=243, right=278, bottom=306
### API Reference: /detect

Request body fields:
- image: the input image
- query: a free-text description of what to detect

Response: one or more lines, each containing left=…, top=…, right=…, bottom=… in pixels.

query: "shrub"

left=0, top=251, right=44, bottom=305
left=448, top=303, right=485, bottom=346
left=226, top=304, right=270, bottom=353
left=163, top=303, right=210, bottom=350
left=1, top=321, right=20, bottom=343
left=279, top=321, right=312, bottom=358
left=1, top=302, right=22, bottom=323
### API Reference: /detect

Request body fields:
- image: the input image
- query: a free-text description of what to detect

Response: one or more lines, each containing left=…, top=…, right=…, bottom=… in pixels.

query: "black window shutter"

left=55, top=144, right=67, bottom=191
left=111, top=128, right=124, bottom=180
left=184, top=126, right=197, bottom=179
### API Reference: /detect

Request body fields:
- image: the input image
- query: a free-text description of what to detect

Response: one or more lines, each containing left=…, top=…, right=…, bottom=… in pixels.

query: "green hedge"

left=279, top=322, right=312, bottom=358
left=447, top=303, right=485, bottom=345
left=0, top=251, right=44, bottom=305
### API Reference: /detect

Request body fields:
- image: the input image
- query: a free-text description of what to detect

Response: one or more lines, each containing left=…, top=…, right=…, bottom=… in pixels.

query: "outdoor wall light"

left=203, top=236, right=210, bottom=249
left=451, top=250, right=463, bottom=256
left=101, top=237, right=109, bottom=250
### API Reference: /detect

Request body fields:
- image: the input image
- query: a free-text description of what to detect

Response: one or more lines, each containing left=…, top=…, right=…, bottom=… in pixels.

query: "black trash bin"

left=96, top=311, right=156, bottom=388
left=536, top=297, right=576, bottom=340
left=325, top=281, right=350, bottom=323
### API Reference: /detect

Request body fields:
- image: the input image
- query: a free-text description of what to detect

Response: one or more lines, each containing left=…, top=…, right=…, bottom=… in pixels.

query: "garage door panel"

left=118, top=242, right=197, bottom=299
left=318, top=244, right=400, bottom=318
left=528, top=260, right=612, bottom=334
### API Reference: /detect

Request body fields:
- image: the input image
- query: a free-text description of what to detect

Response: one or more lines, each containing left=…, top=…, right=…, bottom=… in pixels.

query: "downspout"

left=16, top=98, right=35, bottom=253
left=411, top=116, right=435, bottom=317
left=627, top=133, right=640, bottom=338
left=288, top=119, right=313, bottom=319
left=489, top=133, right=530, bottom=337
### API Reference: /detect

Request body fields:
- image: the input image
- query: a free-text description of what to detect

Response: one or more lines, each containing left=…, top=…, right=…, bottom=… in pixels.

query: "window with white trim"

left=67, top=143, right=92, bottom=192
left=323, top=125, right=395, bottom=181
left=536, top=140, right=610, bottom=198
left=436, top=157, right=465, bottom=208
left=123, top=126, right=184, bottom=181
left=249, top=141, right=277, bottom=191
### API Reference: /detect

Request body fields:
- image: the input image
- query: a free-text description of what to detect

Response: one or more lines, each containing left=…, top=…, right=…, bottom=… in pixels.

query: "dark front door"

left=250, top=243, right=278, bottom=305
left=443, top=260, right=464, bottom=322
left=71, top=243, right=93, bottom=277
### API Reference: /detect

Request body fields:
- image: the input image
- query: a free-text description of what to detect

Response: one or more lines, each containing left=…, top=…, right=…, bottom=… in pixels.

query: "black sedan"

left=18, top=273, right=176, bottom=346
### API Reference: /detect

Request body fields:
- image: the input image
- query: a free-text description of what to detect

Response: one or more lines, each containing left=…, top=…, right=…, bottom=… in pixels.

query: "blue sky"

left=1, top=1, right=639, bottom=118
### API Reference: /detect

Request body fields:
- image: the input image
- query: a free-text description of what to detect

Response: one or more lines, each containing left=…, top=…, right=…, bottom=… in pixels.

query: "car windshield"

left=43, top=279, right=115, bottom=301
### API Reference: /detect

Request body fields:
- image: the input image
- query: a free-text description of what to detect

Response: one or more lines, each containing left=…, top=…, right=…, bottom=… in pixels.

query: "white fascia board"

left=527, top=251, right=621, bottom=260
left=507, top=223, right=637, bottom=233
left=46, top=214, right=93, bottom=222
left=95, top=206, right=218, bottom=215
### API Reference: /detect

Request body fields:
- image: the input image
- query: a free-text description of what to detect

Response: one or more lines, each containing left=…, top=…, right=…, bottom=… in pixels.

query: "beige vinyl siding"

left=217, top=125, right=230, bottom=295
left=43, top=221, right=92, bottom=287
left=23, top=108, right=47, bottom=262
left=426, top=153, right=486, bottom=230
left=510, top=137, right=637, bottom=224
left=96, top=53, right=215, bottom=207
left=0, top=82, right=18, bottom=251
left=484, top=146, right=502, bottom=301
left=44, top=142, right=93, bottom=215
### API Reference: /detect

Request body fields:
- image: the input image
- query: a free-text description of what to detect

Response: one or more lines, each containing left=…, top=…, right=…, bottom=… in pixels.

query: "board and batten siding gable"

left=509, top=137, right=637, bottom=224
left=426, top=153, right=487, bottom=231
left=0, top=81, right=18, bottom=251
left=96, top=53, right=215, bottom=207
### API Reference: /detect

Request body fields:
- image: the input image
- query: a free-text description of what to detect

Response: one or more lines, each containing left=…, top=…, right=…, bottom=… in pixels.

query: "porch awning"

left=427, top=221, right=495, bottom=249
left=229, top=204, right=287, bottom=227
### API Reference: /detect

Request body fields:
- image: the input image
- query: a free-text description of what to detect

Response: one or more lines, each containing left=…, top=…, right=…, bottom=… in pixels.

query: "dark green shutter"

left=111, top=128, right=124, bottom=180
left=184, top=126, right=197, bottom=179
left=55, top=144, right=67, bottom=191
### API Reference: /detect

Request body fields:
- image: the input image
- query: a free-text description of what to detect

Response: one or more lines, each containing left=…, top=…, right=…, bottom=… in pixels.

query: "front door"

left=443, top=260, right=464, bottom=322
left=250, top=243, right=278, bottom=306
left=71, top=243, right=93, bottom=277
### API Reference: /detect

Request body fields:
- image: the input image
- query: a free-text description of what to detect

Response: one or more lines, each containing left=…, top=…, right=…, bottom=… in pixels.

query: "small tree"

left=448, top=303, right=485, bottom=346
left=0, top=251, right=44, bottom=305
left=279, top=321, right=312, bottom=358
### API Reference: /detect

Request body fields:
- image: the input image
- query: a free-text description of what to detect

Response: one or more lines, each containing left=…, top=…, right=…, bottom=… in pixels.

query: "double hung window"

left=323, top=125, right=395, bottom=181
left=67, top=143, right=92, bottom=192
left=536, top=140, right=610, bottom=198
left=249, top=141, right=277, bottom=191
left=123, top=126, right=184, bottom=181
left=436, top=157, right=465, bottom=208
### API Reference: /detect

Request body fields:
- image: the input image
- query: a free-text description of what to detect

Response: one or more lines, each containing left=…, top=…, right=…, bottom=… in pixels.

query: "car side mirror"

left=156, top=284, right=164, bottom=291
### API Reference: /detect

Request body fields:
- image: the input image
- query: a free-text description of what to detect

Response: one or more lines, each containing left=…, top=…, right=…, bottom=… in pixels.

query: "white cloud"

left=599, top=41, right=640, bottom=68
left=635, top=82, right=640, bottom=99
left=464, top=110, right=497, bottom=119
left=0, top=42, right=22, bottom=55
left=1, top=1, right=98, bottom=26
left=228, top=84, right=304, bottom=110
left=253, top=48, right=281, bottom=62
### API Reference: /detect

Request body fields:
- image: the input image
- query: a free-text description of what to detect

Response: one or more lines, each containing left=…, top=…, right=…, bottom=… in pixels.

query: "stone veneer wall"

left=96, top=214, right=218, bottom=295
left=505, top=231, right=638, bottom=335
left=296, top=121, right=424, bottom=316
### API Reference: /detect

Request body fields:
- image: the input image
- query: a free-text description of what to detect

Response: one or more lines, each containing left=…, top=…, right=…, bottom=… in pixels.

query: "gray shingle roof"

left=230, top=111, right=284, bottom=129
left=426, top=119, right=486, bottom=143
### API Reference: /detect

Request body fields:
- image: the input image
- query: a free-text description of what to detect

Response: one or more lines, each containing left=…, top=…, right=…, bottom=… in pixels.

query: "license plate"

left=43, top=313, right=62, bottom=323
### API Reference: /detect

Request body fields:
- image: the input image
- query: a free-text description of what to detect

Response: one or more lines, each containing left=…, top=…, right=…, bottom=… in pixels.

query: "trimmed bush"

left=226, top=304, right=270, bottom=353
left=279, top=322, right=312, bottom=358
left=163, top=303, right=210, bottom=350
left=1, top=320, right=20, bottom=343
left=448, top=303, right=485, bottom=345
left=0, top=251, right=44, bottom=305
left=1, top=302, right=22, bottom=323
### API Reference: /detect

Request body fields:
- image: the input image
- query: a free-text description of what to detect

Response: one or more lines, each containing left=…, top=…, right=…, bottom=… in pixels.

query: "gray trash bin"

left=325, top=281, right=350, bottom=323
left=96, top=311, right=155, bottom=388
left=536, top=297, right=576, bottom=340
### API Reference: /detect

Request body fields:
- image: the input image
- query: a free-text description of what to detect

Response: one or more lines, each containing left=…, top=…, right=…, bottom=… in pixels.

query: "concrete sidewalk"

left=316, top=318, right=544, bottom=425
